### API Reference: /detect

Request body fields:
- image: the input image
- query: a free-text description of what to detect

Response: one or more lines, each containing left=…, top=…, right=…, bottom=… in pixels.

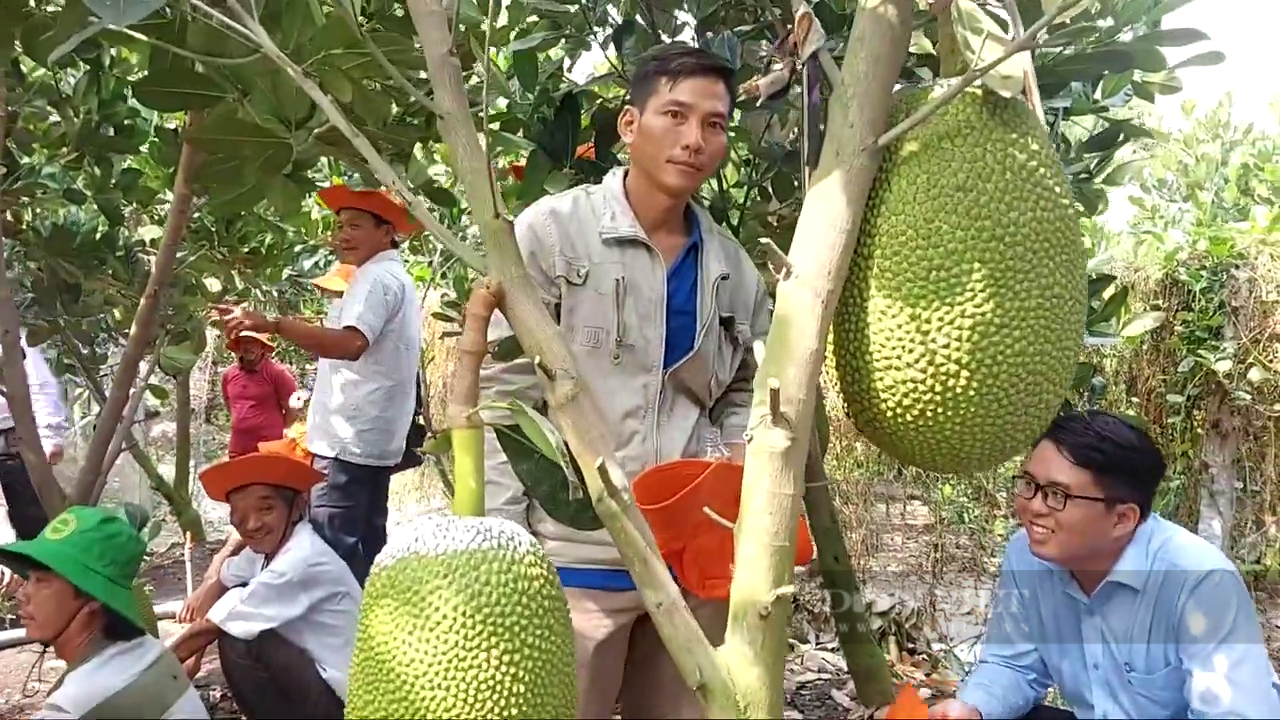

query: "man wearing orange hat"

left=478, top=44, right=774, bottom=719
left=221, top=330, right=298, bottom=459
left=210, top=185, right=422, bottom=586
left=167, top=445, right=361, bottom=719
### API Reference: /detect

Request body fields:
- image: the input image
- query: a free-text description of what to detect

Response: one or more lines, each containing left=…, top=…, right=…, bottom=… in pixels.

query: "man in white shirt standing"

left=210, top=185, right=422, bottom=586
left=0, top=331, right=70, bottom=545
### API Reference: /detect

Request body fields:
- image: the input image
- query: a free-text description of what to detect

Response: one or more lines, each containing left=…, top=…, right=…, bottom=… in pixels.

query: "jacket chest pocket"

left=709, top=314, right=752, bottom=400
left=553, top=255, right=619, bottom=358
left=705, top=273, right=751, bottom=401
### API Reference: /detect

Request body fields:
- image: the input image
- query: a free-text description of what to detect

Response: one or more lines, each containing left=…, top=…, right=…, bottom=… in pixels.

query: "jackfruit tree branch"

left=871, top=0, right=1088, bottom=150
left=719, top=0, right=914, bottom=716
left=206, top=0, right=485, bottom=274
left=405, top=0, right=737, bottom=713
left=449, top=280, right=500, bottom=518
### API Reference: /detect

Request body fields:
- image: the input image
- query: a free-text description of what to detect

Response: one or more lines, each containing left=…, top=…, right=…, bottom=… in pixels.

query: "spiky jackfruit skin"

left=831, top=83, right=1087, bottom=475
left=346, top=514, right=577, bottom=720
left=131, top=581, right=159, bottom=637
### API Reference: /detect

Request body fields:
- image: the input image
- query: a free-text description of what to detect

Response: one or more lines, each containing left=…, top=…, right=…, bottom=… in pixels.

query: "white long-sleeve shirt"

left=0, top=331, right=69, bottom=453
left=208, top=520, right=363, bottom=701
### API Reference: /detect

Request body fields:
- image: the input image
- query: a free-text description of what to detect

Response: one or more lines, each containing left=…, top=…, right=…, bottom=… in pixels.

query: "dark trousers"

left=219, top=630, right=343, bottom=719
left=1022, top=704, right=1076, bottom=720
left=308, top=455, right=392, bottom=587
left=0, top=454, right=50, bottom=541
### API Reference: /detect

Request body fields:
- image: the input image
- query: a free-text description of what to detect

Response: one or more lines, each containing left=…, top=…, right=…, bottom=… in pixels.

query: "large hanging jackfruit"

left=830, top=82, right=1087, bottom=475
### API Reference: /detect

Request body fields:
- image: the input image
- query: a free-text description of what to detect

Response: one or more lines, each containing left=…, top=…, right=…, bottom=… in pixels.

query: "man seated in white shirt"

left=166, top=444, right=363, bottom=719
left=0, top=505, right=209, bottom=719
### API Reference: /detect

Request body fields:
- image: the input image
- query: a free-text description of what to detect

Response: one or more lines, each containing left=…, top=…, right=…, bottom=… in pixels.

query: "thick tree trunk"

left=719, top=1, right=914, bottom=714
left=0, top=66, right=67, bottom=516
left=1197, top=382, right=1239, bottom=551
left=72, top=113, right=206, bottom=506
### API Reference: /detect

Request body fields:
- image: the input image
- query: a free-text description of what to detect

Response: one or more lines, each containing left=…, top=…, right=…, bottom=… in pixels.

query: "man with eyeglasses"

left=929, top=409, right=1280, bottom=719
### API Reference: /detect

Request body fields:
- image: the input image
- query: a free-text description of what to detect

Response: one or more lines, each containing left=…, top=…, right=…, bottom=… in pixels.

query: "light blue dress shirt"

left=958, top=514, right=1280, bottom=719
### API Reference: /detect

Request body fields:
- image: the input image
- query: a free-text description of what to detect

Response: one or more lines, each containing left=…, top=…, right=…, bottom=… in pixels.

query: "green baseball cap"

left=0, top=505, right=146, bottom=631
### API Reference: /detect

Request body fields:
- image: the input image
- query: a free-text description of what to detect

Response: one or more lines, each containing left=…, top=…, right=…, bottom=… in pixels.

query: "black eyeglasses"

left=1012, top=475, right=1110, bottom=512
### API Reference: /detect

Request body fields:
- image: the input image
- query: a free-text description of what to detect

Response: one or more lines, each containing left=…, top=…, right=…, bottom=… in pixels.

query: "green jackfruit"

left=132, top=581, right=159, bottom=637
left=346, top=514, right=577, bottom=719
left=830, top=82, right=1087, bottom=475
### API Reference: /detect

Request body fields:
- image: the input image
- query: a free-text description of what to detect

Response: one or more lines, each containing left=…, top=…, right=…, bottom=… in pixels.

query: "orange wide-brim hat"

left=225, top=330, right=275, bottom=353
left=316, top=184, right=423, bottom=236
left=198, top=448, right=322, bottom=504
left=632, top=457, right=815, bottom=601
left=310, top=262, right=356, bottom=293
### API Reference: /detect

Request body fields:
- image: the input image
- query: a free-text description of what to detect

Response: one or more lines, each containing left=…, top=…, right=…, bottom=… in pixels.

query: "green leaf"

left=422, top=431, right=452, bottom=456
left=145, top=383, right=170, bottom=401
left=47, top=19, right=110, bottom=64
left=950, top=0, right=1028, bottom=98
left=512, top=49, right=539, bottom=93
left=501, top=399, right=568, bottom=469
left=701, top=30, right=742, bottom=71
left=317, top=68, right=355, bottom=104
left=909, top=29, right=935, bottom=55
left=536, top=90, right=583, bottom=167
left=186, top=112, right=294, bottom=159
left=157, top=342, right=200, bottom=377
left=609, top=19, right=639, bottom=58
left=1086, top=273, right=1116, bottom=299
left=83, top=0, right=166, bottom=26
left=1101, top=157, right=1152, bottom=186
left=1040, top=0, right=1093, bottom=24
left=509, top=30, right=566, bottom=53
left=24, top=325, right=55, bottom=348
left=493, top=422, right=603, bottom=532
left=1041, top=49, right=1140, bottom=83
left=1079, top=123, right=1125, bottom=155
left=132, top=67, right=229, bottom=113
left=1070, top=361, right=1096, bottom=392
left=1130, top=27, right=1210, bottom=48
left=1119, top=310, right=1166, bottom=338
left=1089, top=285, right=1129, bottom=326
left=488, top=334, right=524, bottom=362
left=112, top=501, right=152, bottom=534
left=1169, top=50, right=1226, bottom=71
left=1118, top=43, right=1168, bottom=73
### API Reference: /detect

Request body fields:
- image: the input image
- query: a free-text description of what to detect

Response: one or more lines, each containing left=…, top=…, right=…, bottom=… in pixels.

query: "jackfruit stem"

left=448, top=280, right=501, bottom=518
left=451, top=427, right=485, bottom=517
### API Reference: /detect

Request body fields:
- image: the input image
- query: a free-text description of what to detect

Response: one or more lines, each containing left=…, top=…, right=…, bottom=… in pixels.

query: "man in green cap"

left=2, top=505, right=210, bottom=719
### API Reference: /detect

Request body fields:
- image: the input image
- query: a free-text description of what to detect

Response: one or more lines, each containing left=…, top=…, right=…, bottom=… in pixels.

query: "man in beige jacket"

left=479, top=43, right=772, bottom=719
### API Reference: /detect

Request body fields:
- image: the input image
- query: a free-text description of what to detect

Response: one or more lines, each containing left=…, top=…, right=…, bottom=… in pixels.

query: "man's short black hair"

left=1036, top=409, right=1166, bottom=519
left=627, top=43, right=737, bottom=116
left=67, top=586, right=148, bottom=641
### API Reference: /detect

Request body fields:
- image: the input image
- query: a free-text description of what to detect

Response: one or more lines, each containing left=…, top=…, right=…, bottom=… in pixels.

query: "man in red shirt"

left=221, top=331, right=298, bottom=458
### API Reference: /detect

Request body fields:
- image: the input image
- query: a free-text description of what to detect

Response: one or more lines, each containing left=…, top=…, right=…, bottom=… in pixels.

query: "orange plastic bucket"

left=633, top=458, right=815, bottom=600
